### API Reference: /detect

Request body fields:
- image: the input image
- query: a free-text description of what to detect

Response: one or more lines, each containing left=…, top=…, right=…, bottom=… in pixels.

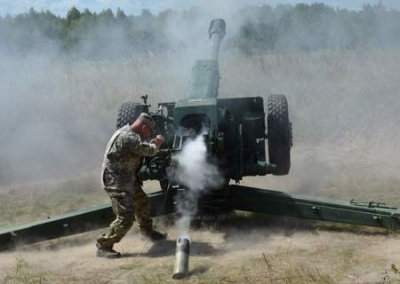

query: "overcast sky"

left=0, top=0, right=398, bottom=17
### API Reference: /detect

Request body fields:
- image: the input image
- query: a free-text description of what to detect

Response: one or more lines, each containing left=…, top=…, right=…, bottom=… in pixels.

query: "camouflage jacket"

left=101, top=125, right=158, bottom=191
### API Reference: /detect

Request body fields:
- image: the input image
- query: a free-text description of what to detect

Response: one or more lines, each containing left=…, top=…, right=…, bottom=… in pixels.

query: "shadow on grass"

left=122, top=239, right=221, bottom=258
left=4, top=212, right=395, bottom=254
left=187, top=265, right=210, bottom=277
left=217, top=212, right=393, bottom=237
left=11, top=231, right=97, bottom=252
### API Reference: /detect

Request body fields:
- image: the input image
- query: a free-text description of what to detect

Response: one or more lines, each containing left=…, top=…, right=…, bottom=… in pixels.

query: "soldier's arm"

left=125, top=134, right=158, bottom=157
left=134, top=141, right=158, bottom=157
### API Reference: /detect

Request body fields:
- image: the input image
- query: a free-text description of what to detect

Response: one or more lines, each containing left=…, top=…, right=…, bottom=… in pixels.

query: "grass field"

left=1, top=47, right=400, bottom=283
left=1, top=144, right=400, bottom=284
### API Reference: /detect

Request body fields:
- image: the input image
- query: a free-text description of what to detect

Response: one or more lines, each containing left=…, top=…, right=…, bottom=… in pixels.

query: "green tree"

left=98, top=8, right=114, bottom=22
left=83, top=8, right=92, bottom=16
left=116, top=8, right=127, bottom=20
left=67, top=7, right=81, bottom=22
left=62, top=7, right=82, bottom=50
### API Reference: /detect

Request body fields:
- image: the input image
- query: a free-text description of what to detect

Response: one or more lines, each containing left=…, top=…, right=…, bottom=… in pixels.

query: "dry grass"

left=0, top=171, right=400, bottom=283
left=1, top=212, right=400, bottom=283
left=2, top=46, right=400, bottom=184
left=0, top=172, right=107, bottom=228
left=1, top=47, right=400, bottom=283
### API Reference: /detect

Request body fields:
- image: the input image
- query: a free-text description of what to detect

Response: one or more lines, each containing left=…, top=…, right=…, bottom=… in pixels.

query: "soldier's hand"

left=150, top=135, right=164, bottom=143
left=155, top=135, right=165, bottom=143
left=151, top=135, right=165, bottom=150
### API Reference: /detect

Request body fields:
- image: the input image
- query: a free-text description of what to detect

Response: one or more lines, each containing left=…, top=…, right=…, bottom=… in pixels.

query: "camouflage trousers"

left=96, top=184, right=153, bottom=248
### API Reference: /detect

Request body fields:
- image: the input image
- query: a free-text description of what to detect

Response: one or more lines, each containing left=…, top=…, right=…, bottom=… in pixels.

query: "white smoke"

left=173, top=134, right=224, bottom=235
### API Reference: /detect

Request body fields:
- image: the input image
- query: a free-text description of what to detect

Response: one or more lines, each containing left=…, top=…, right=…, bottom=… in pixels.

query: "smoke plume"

left=173, top=134, right=224, bottom=235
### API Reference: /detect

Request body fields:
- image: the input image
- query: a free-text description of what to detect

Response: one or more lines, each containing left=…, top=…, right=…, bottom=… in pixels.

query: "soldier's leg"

left=133, top=185, right=153, bottom=234
left=96, top=191, right=135, bottom=249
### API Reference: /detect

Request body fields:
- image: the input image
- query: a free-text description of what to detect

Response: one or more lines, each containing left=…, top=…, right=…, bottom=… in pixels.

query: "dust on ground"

left=1, top=144, right=400, bottom=284
left=0, top=218, right=399, bottom=283
left=1, top=44, right=400, bottom=283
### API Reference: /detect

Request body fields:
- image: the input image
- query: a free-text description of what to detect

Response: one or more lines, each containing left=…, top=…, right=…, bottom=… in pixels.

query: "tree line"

left=0, top=3, right=399, bottom=58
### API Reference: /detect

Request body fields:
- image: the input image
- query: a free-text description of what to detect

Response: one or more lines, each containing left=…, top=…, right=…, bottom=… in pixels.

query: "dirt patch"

left=1, top=47, right=400, bottom=283
left=1, top=220, right=399, bottom=284
left=1, top=143, right=400, bottom=283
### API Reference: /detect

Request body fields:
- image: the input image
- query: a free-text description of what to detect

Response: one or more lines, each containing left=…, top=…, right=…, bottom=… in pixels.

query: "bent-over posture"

left=96, top=113, right=166, bottom=258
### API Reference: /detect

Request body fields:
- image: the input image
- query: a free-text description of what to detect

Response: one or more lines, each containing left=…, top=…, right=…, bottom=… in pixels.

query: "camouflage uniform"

left=96, top=124, right=158, bottom=249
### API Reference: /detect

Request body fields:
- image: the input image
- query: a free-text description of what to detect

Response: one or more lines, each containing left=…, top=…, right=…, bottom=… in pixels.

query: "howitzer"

left=1, top=19, right=400, bottom=251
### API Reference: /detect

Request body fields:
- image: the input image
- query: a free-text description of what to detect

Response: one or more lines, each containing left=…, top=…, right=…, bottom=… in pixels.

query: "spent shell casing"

left=172, top=237, right=191, bottom=279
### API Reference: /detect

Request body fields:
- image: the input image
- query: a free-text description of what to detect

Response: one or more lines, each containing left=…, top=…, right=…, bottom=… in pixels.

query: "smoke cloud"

left=173, top=135, right=224, bottom=235
left=0, top=3, right=400, bottom=282
left=0, top=2, right=399, bottom=201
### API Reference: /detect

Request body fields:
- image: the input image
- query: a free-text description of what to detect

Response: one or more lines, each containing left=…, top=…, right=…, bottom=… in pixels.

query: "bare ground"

left=1, top=144, right=400, bottom=284
left=1, top=47, right=400, bottom=283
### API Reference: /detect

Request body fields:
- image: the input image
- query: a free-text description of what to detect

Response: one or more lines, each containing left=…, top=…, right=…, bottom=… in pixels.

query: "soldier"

left=96, top=113, right=167, bottom=258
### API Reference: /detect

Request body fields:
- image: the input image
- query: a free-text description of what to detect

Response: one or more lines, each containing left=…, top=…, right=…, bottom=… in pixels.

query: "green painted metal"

left=174, top=98, right=219, bottom=129
left=0, top=191, right=174, bottom=250
left=1, top=17, right=398, bottom=252
left=2, top=185, right=399, bottom=251
left=228, top=185, right=400, bottom=230
left=186, top=19, right=225, bottom=100
left=172, top=96, right=269, bottom=180
left=187, top=60, right=219, bottom=100
left=208, top=19, right=226, bottom=62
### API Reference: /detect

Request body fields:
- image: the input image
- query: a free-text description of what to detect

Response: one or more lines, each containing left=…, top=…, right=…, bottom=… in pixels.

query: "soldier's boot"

left=141, top=228, right=167, bottom=241
left=96, top=246, right=121, bottom=259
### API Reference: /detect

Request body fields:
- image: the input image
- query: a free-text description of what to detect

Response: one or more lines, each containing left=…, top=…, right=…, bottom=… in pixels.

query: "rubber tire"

left=267, top=94, right=292, bottom=176
left=116, top=102, right=145, bottom=129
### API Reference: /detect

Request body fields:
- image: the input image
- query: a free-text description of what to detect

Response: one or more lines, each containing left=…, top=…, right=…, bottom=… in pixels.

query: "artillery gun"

left=1, top=19, right=400, bottom=250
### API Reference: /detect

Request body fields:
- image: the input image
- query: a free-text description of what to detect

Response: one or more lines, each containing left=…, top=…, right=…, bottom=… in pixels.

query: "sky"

left=0, top=0, right=399, bottom=17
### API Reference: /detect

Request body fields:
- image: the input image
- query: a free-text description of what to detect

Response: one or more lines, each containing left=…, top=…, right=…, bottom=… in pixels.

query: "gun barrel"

left=208, top=19, right=226, bottom=61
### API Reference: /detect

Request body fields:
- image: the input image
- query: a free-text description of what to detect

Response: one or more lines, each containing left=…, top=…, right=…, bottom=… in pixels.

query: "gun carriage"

left=1, top=19, right=399, bottom=250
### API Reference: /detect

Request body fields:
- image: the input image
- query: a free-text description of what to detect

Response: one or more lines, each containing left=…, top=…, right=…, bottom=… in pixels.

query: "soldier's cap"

left=138, top=113, right=156, bottom=130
